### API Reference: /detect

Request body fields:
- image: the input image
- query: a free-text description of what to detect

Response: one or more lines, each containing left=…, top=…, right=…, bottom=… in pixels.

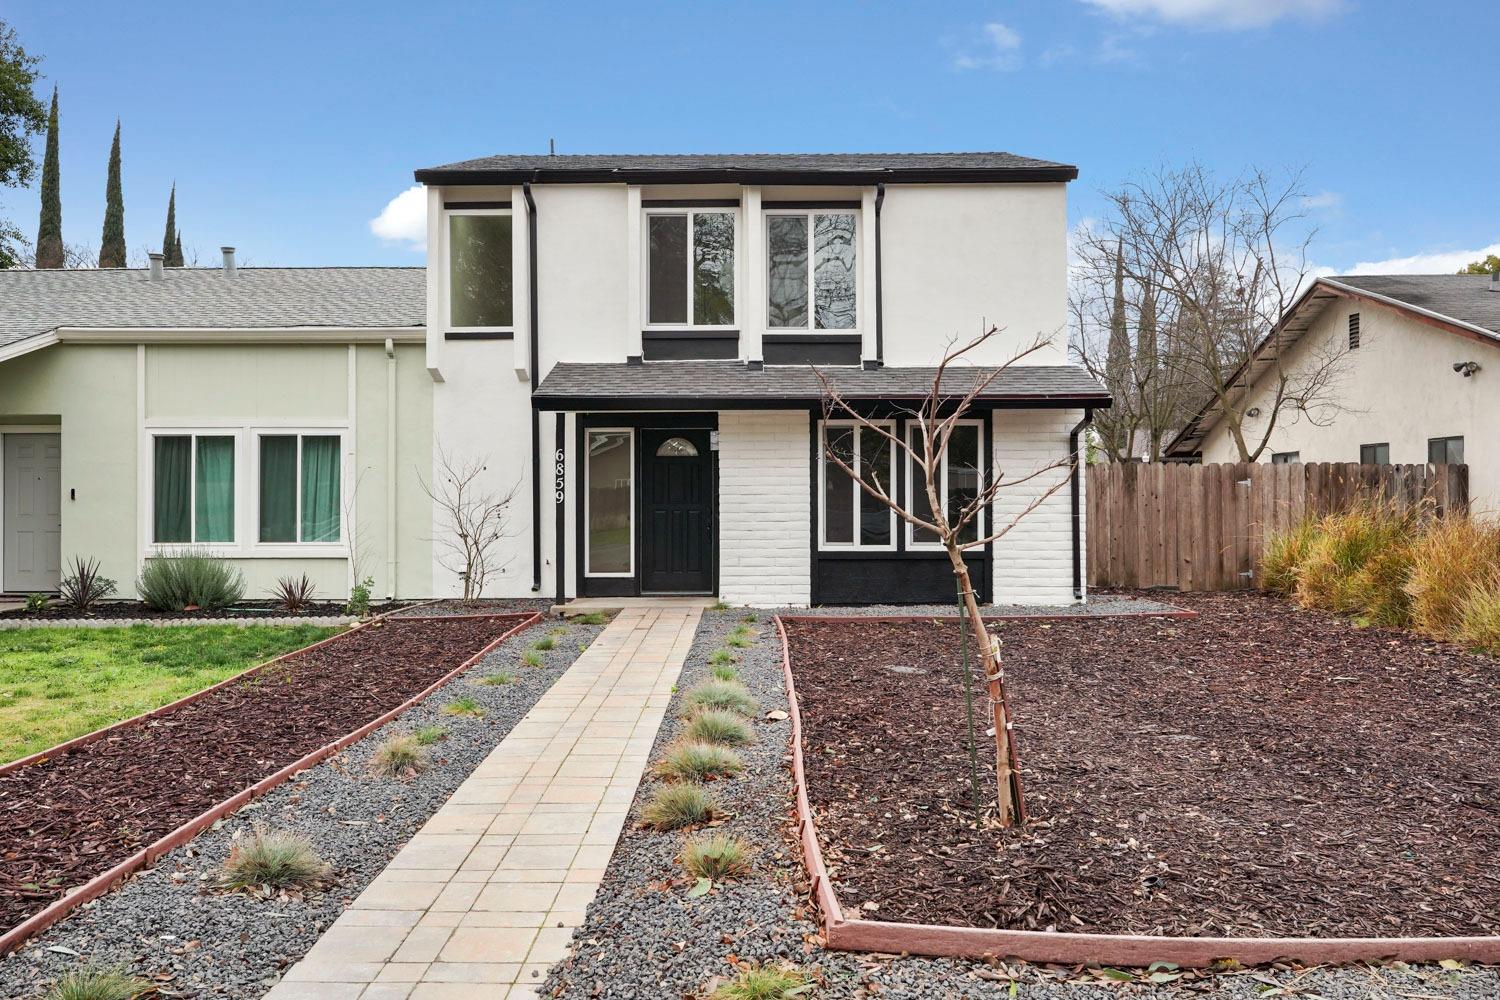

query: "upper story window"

left=767, top=211, right=857, bottom=330
left=646, top=210, right=735, bottom=327
left=446, top=208, right=513, bottom=332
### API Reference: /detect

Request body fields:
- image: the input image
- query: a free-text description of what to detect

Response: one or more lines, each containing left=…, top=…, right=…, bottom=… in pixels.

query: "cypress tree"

left=160, top=182, right=176, bottom=263
left=172, top=228, right=184, bottom=267
left=98, top=119, right=125, bottom=268
left=35, top=87, right=62, bottom=268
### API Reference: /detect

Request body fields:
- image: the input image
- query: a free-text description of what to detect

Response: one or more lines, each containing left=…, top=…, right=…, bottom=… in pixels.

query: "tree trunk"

left=945, top=545, right=1023, bottom=825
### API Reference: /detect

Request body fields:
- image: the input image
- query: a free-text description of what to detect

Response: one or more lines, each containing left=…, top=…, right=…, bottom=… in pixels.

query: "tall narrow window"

left=647, top=211, right=735, bottom=326
left=818, top=421, right=894, bottom=549
left=586, top=430, right=633, bottom=575
left=448, top=212, right=513, bottom=331
left=153, top=433, right=235, bottom=544
left=908, top=421, right=985, bottom=547
left=768, top=212, right=856, bottom=330
left=259, top=434, right=341, bottom=543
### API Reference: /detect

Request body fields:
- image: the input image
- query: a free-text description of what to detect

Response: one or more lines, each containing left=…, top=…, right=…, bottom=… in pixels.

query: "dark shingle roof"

left=415, top=151, right=1077, bottom=185
left=0, top=267, right=425, bottom=351
left=533, top=361, right=1108, bottom=410
left=1326, top=274, right=1500, bottom=339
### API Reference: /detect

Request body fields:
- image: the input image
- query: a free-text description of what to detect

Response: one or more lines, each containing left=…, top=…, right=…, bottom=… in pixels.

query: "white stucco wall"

left=992, top=408, right=1083, bottom=605
left=717, top=410, right=811, bottom=606
left=1199, top=298, right=1500, bottom=514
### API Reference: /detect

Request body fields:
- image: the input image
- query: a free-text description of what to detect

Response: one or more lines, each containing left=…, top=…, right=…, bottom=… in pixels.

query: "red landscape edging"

left=772, top=613, right=1500, bottom=968
left=0, top=609, right=540, bottom=956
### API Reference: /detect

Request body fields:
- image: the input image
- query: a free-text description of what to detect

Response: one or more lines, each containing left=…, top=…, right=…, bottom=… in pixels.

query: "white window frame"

left=443, top=206, right=515, bottom=336
left=906, top=419, right=986, bottom=549
left=642, top=208, right=740, bottom=330
left=817, top=419, right=896, bottom=552
left=584, top=427, right=636, bottom=578
left=147, top=429, right=243, bottom=550
left=248, top=429, right=349, bottom=550
left=764, top=209, right=861, bottom=333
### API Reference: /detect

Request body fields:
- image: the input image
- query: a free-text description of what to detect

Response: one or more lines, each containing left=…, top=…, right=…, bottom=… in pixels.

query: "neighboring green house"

left=0, top=253, right=431, bottom=599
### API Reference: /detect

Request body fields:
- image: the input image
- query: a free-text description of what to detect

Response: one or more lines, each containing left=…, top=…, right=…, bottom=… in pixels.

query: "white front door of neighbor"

left=3, top=433, right=62, bottom=593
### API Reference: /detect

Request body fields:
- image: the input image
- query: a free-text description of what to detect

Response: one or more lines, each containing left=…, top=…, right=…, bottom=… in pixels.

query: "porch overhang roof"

left=531, top=361, right=1111, bottom=411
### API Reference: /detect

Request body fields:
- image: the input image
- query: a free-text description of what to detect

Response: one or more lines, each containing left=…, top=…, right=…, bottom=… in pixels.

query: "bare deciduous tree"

left=419, top=446, right=519, bottom=601
left=815, top=327, right=1073, bottom=826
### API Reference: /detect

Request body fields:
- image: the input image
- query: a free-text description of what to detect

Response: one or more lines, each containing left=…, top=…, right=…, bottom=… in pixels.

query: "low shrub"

left=24, top=592, right=49, bottom=613
left=683, top=680, right=758, bottom=717
left=413, top=725, right=448, bottom=745
left=1456, top=575, right=1500, bottom=655
left=44, top=967, right=153, bottom=1000
left=59, top=556, right=117, bottom=614
left=1406, top=517, right=1500, bottom=639
left=271, top=573, right=318, bottom=613
left=655, top=741, right=744, bottom=782
left=707, top=964, right=810, bottom=1000
left=642, top=783, right=716, bottom=830
left=682, top=833, right=752, bottom=881
left=478, top=671, right=515, bottom=686
left=442, top=696, right=485, bottom=717
left=710, top=663, right=740, bottom=683
left=371, top=734, right=428, bottom=778
left=685, top=710, right=754, bottom=746
left=137, top=551, right=245, bottom=611
left=220, top=824, right=329, bottom=891
left=345, top=576, right=374, bottom=617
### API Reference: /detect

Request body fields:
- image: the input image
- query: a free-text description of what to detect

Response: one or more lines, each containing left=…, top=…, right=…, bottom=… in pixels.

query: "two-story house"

left=0, top=151, right=1108, bottom=607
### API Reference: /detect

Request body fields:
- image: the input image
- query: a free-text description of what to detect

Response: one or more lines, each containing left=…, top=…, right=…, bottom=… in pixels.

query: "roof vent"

left=1491, top=271, right=1499, bottom=293
left=221, top=246, right=237, bottom=277
left=147, top=252, right=164, bottom=282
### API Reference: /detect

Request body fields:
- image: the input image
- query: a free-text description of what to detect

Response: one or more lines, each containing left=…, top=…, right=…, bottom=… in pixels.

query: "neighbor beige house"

left=1167, top=273, right=1500, bottom=513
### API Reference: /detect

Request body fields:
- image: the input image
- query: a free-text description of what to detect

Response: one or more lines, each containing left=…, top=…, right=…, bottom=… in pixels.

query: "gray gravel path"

left=0, top=607, right=598, bottom=999
left=543, top=607, right=1499, bottom=999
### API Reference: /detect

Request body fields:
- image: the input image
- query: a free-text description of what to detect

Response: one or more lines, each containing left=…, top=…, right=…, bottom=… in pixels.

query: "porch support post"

left=554, top=413, right=567, bottom=606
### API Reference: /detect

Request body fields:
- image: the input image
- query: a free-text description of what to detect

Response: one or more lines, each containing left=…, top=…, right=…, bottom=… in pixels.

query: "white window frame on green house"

left=251, top=428, right=349, bottom=552
left=816, top=419, right=897, bottom=552
left=443, top=205, right=515, bottom=336
left=147, top=429, right=241, bottom=550
left=905, top=418, right=986, bottom=549
left=764, top=209, right=860, bottom=333
left=642, top=207, right=740, bottom=330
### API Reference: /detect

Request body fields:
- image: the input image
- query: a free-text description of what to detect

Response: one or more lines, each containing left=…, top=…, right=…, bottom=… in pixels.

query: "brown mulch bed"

left=783, top=592, right=1500, bottom=939
left=0, top=613, right=531, bottom=936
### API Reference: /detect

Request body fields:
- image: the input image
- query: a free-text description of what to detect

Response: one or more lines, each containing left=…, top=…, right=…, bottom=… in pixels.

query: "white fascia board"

left=54, top=327, right=425, bottom=344
left=0, top=330, right=60, bottom=364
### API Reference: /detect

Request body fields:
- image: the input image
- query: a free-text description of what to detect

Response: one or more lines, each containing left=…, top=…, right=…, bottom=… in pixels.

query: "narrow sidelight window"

left=586, top=430, right=633, bottom=575
left=768, top=212, right=856, bottom=330
left=908, top=420, right=985, bottom=546
left=818, top=421, right=894, bottom=549
left=259, top=434, right=341, bottom=543
left=647, top=211, right=735, bottom=326
left=1360, top=442, right=1390, bottom=464
left=1427, top=436, right=1464, bottom=464
left=448, top=212, right=513, bottom=330
left=153, top=433, right=235, bottom=544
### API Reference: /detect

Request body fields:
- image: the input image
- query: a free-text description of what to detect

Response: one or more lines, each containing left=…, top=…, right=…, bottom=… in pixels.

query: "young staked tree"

left=34, top=86, right=61, bottom=268
left=815, top=327, right=1073, bottom=826
left=97, top=119, right=125, bottom=268
left=0, top=20, right=46, bottom=269
left=419, top=447, right=520, bottom=601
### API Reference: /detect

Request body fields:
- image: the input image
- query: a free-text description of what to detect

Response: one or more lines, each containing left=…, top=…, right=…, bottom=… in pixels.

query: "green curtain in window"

left=259, top=435, right=298, bottom=542
left=153, top=436, right=191, bottom=543
left=301, top=436, right=342, bottom=542
left=194, top=436, right=235, bottom=542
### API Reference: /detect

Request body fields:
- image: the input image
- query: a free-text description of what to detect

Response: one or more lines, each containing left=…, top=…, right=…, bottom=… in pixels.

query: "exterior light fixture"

left=1453, top=361, right=1481, bottom=378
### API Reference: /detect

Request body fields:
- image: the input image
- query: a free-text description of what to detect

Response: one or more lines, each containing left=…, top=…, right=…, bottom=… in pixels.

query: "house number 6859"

left=553, top=450, right=565, bottom=502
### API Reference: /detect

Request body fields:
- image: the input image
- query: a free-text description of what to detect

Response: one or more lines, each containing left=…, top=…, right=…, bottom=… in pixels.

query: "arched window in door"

left=655, top=437, right=699, bottom=457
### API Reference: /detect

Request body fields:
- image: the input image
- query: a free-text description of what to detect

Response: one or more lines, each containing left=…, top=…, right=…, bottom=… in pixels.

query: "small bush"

left=522, top=649, right=545, bottom=667
left=707, top=963, right=810, bottom=1000
left=1407, top=517, right=1500, bottom=639
left=683, top=680, right=758, bottom=717
left=24, top=592, right=49, bottom=613
left=1260, top=518, right=1318, bottom=595
left=44, top=967, right=153, bottom=1000
left=642, top=783, right=716, bottom=830
left=220, top=824, right=329, bottom=891
left=656, top=741, right=744, bottom=782
left=138, top=551, right=245, bottom=611
left=413, top=725, right=448, bottom=745
left=685, top=710, right=754, bottom=746
left=442, top=696, right=485, bottom=717
left=1456, top=575, right=1500, bottom=655
left=478, top=671, right=515, bottom=686
left=345, top=576, right=374, bottom=617
left=271, top=573, right=318, bottom=613
left=371, top=734, right=428, bottom=778
left=710, top=663, right=740, bottom=683
left=682, top=833, right=752, bottom=882
left=533, top=635, right=556, bottom=651
left=59, top=556, right=117, bottom=614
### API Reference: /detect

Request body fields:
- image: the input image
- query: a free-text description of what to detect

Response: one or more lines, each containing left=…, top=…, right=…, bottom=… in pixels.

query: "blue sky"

left=5, top=0, right=1496, bottom=273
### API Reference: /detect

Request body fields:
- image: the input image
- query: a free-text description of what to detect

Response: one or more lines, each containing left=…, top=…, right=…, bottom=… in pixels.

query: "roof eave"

left=532, top=392, right=1110, bottom=412
left=414, top=165, right=1080, bottom=186
left=0, top=330, right=60, bottom=365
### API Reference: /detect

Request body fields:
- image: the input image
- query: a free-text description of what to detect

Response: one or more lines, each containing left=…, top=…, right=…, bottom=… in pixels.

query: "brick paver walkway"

left=265, top=605, right=702, bottom=999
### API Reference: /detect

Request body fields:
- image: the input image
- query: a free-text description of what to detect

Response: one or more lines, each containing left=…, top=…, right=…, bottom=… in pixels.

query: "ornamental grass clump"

left=724, top=628, right=754, bottom=649
left=685, top=709, right=754, bottom=747
left=642, top=783, right=716, bottom=830
left=478, top=671, right=515, bottom=685
left=682, top=833, right=752, bottom=881
left=707, top=963, right=810, bottom=1000
left=138, top=550, right=245, bottom=611
left=710, top=662, right=740, bottom=683
left=220, top=824, right=329, bottom=892
left=533, top=635, right=556, bottom=651
left=1294, top=502, right=1416, bottom=619
left=442, top=696, right=485, bottom=717
left=683, top=680, right=758, bottom=717
left=522, top=649, right=545, bottom=667
left=1406, top=516, right=1500, bottom=639
left=371, top=734, right=428, bottom=778
left=1455, top=575, right=1500, bottom=655
left=708, top=648, right=737, bottom=666
left=1259, top=517, right=1318, bottom=595
left=44, top=968, right=153, bottom=1000
left=413, top=725, right=448, bottom=745
left=655, top=741, right=744, bottom=782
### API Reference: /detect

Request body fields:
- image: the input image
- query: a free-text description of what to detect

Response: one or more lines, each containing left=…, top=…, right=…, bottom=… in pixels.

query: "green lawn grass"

left=0, top=624, right=340, bottom=764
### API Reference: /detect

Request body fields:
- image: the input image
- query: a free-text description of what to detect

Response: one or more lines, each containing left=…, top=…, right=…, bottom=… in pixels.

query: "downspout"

left=525, top=180, right=542, bottom=593
left=873, top=183, right=885, bottom=367
left=1068, top=408, right=1093, bottom=601
left=384, top=337, right=398, bottom=599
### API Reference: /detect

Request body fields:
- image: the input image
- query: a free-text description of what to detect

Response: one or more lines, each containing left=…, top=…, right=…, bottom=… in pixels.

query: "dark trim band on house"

left=641, top=198, right=741, bottom=208
left=873, top=182, right=885, bottom=367
left=762, top=333, right=861, bottom=366
left=444, top=330, right=514, bottom=341
left=443, top=200, right=511, bottom=210
left=641, top=331, right=740, bottom=361
left=762, top=200, right=862, bottom=210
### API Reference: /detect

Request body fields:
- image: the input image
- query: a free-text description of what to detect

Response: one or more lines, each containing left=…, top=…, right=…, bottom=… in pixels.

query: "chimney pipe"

left=1491, top=272, right=1499, bottom=293
left=221, top=246, right=237, bottom=277
left=147, top=252, right=165, bottom=282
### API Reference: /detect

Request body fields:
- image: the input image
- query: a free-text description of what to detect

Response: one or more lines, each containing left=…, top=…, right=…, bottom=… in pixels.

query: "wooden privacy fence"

left=1087, top=462, right=1470, bottom=592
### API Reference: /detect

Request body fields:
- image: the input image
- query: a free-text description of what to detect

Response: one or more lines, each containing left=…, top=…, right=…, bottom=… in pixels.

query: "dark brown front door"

left=639, top=428, right=713, bottom=593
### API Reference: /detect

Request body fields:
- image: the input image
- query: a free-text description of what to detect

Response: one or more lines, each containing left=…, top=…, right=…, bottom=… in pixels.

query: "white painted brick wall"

left=718, top=410, right=811, bottom=606
left=991, top=408, right=1085, bottom=606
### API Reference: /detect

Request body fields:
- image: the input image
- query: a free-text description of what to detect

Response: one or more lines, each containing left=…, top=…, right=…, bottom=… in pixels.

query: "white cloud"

left=953, top=21, right=1023, bottom=71
left=1341, top=241, right=1500, bottom=276
left=1079, top=0, right=1346, bottom=29
left=1299, top=190, right=1342, bottom=212
left=370, top=185, right=427, bottom=251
